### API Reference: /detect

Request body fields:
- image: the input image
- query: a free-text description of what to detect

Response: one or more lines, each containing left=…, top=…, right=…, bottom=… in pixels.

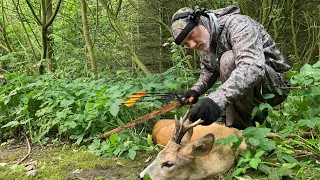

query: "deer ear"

left=189, top=133, right=215, bottom=157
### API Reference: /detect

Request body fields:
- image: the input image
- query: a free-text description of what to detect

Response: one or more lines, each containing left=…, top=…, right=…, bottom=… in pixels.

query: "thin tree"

left=98, top=0, right=151, bottom=75
left=25, top=0, right=61, bottom=74
left=80, top=0, right=97, bottom=79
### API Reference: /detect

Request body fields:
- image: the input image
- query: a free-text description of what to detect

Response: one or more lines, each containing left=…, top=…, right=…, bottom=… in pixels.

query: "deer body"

left=139, top=117, right=247, bottom=180
left=152, top=119, right=243, bottom=146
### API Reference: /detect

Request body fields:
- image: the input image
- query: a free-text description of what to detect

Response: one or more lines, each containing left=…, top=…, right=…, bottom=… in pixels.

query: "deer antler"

left=172, top=110, right=204, bottom=144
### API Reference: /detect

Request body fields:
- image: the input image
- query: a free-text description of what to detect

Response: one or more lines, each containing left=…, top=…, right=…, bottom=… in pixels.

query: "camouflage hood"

left=200, top=5, right=240, bottom=45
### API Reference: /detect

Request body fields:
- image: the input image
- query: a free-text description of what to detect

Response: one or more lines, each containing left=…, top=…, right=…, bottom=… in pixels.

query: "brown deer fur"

left=139, top=119, right=247, bottom=180
left=152, top=119, right=243, bottom=146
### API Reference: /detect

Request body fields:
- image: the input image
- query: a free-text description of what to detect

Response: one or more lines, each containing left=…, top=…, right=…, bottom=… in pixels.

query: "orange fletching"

left=125, top=100, right=136, bottom=107
left=135, top=91, right=147, bottom=97
left=129, top=95, right=142, bottom=101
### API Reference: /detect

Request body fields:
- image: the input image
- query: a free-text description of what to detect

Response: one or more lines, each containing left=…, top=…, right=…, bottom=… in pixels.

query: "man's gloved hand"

left=182, top=90, right=200, bottom=104
left=189, top=98, right=221, bottom=126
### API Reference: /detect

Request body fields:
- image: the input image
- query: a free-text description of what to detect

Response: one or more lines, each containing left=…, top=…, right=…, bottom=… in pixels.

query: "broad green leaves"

left=88, top=133, right=147, bottom=160
left=0, top=61, right=195, bottom=159
left=234, top=61, right=320, bottom=179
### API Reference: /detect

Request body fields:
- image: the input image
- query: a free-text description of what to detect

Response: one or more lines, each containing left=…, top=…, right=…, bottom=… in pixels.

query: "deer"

left=139, top=111, right=247, bottom=180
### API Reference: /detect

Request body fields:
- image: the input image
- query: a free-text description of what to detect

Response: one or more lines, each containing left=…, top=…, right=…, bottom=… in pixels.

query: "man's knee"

left=255, top=66, right=290, bottom=106
left=220, top=50, right=236, bottom=82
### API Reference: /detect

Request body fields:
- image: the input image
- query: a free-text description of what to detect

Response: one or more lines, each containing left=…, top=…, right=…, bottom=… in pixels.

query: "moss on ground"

left=0, top=141, right=155, bottom=180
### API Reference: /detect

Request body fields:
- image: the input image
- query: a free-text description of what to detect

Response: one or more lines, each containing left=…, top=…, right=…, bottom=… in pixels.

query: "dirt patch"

left=0, top=139, right=28, bottom=163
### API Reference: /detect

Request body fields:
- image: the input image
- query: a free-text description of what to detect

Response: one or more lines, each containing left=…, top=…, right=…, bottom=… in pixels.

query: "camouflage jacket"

left=191, top=5, right=291, bottom=110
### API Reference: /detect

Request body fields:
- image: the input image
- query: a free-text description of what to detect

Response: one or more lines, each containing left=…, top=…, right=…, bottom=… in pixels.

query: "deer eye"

left=161, top=161, right=174, bottom=168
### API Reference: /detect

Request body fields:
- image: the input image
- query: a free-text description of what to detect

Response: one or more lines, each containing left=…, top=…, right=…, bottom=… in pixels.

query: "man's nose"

left=185, top=40, right=196, bottom=49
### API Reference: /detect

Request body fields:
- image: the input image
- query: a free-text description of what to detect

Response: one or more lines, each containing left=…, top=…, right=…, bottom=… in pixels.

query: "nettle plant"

left=217, top=60, right=320, bottom=179
left=0, top=61, right=197, bottom=159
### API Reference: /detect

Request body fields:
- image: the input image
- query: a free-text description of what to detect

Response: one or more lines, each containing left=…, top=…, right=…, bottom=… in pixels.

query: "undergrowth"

left=216, top=60, right=320, bottom=179
left=1, top=53, right=320, bottom=179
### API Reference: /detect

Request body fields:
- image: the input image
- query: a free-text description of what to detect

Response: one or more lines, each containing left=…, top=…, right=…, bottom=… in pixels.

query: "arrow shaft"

left=97, top=101, right=183, bottom=139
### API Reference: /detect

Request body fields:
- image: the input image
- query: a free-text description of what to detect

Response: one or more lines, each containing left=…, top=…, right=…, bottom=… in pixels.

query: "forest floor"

left=0, top=139, right=154, bottom=180
left=0, top=139, right=283, bottom=180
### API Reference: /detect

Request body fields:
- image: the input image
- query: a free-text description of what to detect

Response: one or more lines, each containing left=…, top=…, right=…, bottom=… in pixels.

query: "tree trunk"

left=26, top=0, right=61, bottom=74
left=39, top=0, right=47, bottom=74
left=0, top=1, right=14, bottom=53
left=80, top=0, right=98, bottom=79
left=98, top=0, right=151, bottom=75
left=46, top=0, right=55, bottom=72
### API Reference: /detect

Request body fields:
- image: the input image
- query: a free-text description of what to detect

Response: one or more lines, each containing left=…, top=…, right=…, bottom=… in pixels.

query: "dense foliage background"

left=0, top=0, right=319, bottom=179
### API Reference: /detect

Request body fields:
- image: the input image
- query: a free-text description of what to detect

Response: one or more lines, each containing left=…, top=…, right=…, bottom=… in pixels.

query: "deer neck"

left=188, top=159, right=211, bottom=180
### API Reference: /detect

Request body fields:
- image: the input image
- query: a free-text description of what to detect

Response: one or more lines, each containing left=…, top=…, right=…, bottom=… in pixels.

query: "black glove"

left=189, top=98, right=221, bottom=126
left=183, top=90, right=200, bottom=104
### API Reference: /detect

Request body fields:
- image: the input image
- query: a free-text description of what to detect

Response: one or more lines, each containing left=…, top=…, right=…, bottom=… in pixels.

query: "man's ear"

left=184, top=133, right=215, bottom=157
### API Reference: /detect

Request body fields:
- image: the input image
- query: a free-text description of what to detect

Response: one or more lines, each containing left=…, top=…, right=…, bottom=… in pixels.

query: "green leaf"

left=262, top=94, right=275, bottom=99
left=88, top=139, right=101, bottom=151
left=115, top=99, right=125, bottom=106
left=215, top=135, right=239, bottom=146
left=56, top=111, right=67, bottom=120
left=75, top=134, right=84, bottom=145
left=111, top=90, right=123, bottom=99
left=113, top=147, right=121, bottom=155
left=249, top=157, right=261, bottom=169
left=303, top=78, right=313, bottom=85
left=312, top=61, right=320, bottom=68
left=258, top=164, right=271, bottom=174
left=243, top=127, right=271, bottom=139
left=128, top=149, right=136, bottom=160
left=284, top=71, right=298, bottom=78
left=254, top=149, right=265, bottom=158
left=64, top=121, right=77, bottom=128
left=109, top=103, right=119, bottom=117
left=248, top=137, right=260, bottom=146
left=259, top=103, right=273, bottom=111
left=282, top=163, right=297, bottom=169
left=116, top=119, right=124, bottom=126
left=131, top=146, right=139, bottom=151
left=232, top=168, right=245, bottom=177
left=109, top=134, right=119, bottom=145
left=100, top=143, right=111, bottom=151
left=282, top=155, right=298, bottom=164
left=1, top=121, right=19, bottom=128
left=242, top=150, right=252, bottom=159
left=143, top=174, right=152, bottom=180
left=60, top=99, right=74, bottom=108
left=251, top=106, right=261, bottom=117
left=260, top=139, right=276, bottom=151
left=300, top=64, right=313, bottom=73
left=123, top=140, right=132, bottom=147
left=237, top=157, right=245, bottom=166
left=85, top=103, right=96, bottom=111
left=147, top=134, right=153, bottom=146
left=297, top=118, right=320, bottom=128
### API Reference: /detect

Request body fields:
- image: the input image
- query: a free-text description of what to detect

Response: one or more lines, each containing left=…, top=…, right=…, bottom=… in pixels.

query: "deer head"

left=139, top=111, right=216, bottom=180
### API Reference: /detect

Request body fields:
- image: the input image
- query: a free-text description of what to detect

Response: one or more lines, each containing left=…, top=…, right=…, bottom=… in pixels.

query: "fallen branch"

left=271, top=83, right=320, bottom=89
left=17, top=133, right=31, bottom=165
left=293, top=150, right=314, bottom=158
left=267, top=131, right=314, bottom=139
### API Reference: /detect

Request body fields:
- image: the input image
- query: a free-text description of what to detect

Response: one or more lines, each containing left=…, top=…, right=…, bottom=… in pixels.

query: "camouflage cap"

left=171, top=7, right=193, bottom=40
